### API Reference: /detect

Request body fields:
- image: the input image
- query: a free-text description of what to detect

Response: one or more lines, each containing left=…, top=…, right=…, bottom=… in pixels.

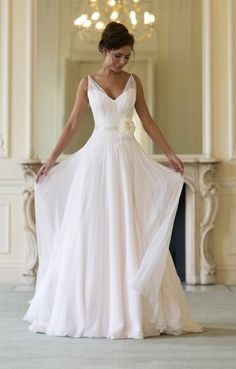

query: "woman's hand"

left=35, top=157, right=56, bottom=183
left=167, top=154, right=184, bottom=176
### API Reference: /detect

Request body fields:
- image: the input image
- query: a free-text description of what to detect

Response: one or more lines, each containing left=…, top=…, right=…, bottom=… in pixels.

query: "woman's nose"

left=120, top=58, right=127, bottom=65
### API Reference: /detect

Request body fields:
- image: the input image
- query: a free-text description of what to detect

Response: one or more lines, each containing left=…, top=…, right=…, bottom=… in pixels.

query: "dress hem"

left=23, top=317, right=203, bottom=340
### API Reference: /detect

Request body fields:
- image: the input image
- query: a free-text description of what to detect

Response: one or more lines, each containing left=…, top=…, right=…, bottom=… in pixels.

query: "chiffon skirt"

left=23, top=129, right=203, bottom=338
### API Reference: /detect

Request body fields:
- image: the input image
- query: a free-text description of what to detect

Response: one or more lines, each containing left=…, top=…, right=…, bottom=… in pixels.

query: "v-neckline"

left=88, top=74, right=133, bottom=102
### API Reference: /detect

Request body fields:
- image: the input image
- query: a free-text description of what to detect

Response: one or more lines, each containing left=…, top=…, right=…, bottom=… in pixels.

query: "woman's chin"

left=113, top=66, right=123, bottom=72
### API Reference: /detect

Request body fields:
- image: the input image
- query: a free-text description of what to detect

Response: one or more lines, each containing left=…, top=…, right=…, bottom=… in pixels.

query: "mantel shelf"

left=17, top=155, right=221, bottom=166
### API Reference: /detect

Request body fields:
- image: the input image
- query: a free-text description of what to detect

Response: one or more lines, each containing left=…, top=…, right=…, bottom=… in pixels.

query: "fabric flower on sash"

left=119, top=118, right=135, bottom=135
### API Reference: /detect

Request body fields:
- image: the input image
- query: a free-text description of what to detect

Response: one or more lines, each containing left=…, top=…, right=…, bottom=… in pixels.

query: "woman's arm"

left=133, top=74, right=184, bottom=175
left=36, top=76, right=89, bottom=182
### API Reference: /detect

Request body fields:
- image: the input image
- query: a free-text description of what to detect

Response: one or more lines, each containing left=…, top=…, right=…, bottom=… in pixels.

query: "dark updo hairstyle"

left=98, top=21, right=135, bottom=53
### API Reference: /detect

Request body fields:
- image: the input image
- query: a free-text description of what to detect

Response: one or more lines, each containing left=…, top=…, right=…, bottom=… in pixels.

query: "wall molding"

left=215, top=178, right=236, bottom=195
left=227, top=0, right=236, bottom=160
left=217, top=265, right=236, bottom=271
left=202, top=0, right=213, bottom=158
left=0, top=0, right=10, bottom=158
left=0, top=177, right=25, bottom=194
left=229, top=204, right=236, bottom=255
left=0, top=202, right=10, bottom=254
left=25, top=0, right=36, bottom=159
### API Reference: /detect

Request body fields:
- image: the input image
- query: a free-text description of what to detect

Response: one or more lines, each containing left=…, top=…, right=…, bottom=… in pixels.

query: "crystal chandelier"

left=73, top=0, right=156, bottom=43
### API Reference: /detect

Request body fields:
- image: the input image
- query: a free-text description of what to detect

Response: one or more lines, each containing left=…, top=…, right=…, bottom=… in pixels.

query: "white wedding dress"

left=23, top=74, right=203, bottom=339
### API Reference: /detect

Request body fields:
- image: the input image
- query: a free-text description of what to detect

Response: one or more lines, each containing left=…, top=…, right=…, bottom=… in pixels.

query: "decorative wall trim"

left=227, top=0, right=236, bottom=160
left=0, top=262, right=26, bottom=267
left=0, top=0, right=10, bottom=158
left=217, top=265, right=236, bottom=271
left=199, top=163, right=219, bottom=283
left=0, top=177, right=25, bottom=194
left=202, top=0, right=212, bottom=158
left=25, top=0, right=36, bottom=159
left=229, top=205, right=236, bottom=254
left=214, top=178, right=236, bottom=195
left=18, top=160, right=41, bottom=283
left=0, top=202, right=10, bottom=254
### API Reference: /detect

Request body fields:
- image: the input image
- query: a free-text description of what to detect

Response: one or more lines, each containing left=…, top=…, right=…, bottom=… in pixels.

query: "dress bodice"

left=87, top=74, right=136, bottom=129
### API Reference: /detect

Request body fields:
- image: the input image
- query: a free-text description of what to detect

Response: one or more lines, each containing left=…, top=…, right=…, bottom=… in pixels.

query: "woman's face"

left=104, top=45, right=132, bottom=72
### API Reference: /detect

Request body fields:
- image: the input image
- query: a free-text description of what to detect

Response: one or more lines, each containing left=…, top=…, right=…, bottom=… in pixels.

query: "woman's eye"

left=114, top=54, right=130, bottom=60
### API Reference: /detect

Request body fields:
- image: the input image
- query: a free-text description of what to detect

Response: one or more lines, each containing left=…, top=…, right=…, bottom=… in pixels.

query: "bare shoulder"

left=78, top=75, right=89, bottom=91
left=75, top=76, right=89, bottom=100
left=132, top=73, right=142, bottom=85
left=131, top=73, right=144, bottom=95
left=72, top=76, right=89, bottom=106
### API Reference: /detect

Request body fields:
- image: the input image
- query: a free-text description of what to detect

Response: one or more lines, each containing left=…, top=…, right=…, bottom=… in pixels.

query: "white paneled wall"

left=0, top=0, right=29, bottom=283
left=0, top=0, right=10, bottom=158
left=212, top=0, right=236, bottom=284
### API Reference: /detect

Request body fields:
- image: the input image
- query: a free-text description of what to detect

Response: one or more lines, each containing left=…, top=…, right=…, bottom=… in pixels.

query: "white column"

left=25, top=0, right=37, bottom=159
left=0, top=0, right=10, bottom=158
left=227, top=0, right=236, bottom=160
left=202, top=0, right=213, bottom=158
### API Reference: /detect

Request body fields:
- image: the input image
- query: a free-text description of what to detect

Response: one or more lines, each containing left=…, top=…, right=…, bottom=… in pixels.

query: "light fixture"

left=73, top=0, right=156, bottom=43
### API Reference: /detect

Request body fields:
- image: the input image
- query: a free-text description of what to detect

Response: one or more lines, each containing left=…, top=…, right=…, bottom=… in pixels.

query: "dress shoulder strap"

left=87, top=75, right=92, bottom=91
left=129, top=73, right=136, bottom=91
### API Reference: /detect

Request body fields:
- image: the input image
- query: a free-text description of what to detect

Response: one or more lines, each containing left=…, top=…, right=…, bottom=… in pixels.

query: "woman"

left=23, top=22, right=203, bottom=339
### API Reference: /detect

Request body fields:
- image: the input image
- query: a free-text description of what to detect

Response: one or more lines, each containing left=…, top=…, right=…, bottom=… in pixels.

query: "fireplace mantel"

left=18, top=155, right=220, bottom=286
